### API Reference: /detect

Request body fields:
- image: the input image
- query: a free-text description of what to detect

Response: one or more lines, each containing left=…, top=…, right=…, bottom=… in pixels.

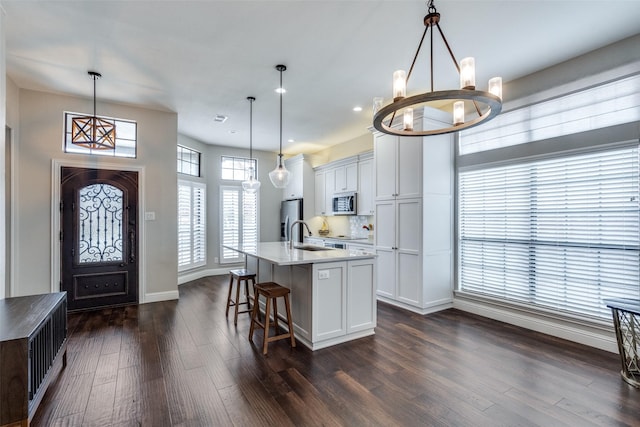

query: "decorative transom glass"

left=78, top=183, right=124, bottom=263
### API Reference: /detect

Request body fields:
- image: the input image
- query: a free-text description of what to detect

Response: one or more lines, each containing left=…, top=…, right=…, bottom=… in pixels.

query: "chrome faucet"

left=289, top=220, right=312, bottom=249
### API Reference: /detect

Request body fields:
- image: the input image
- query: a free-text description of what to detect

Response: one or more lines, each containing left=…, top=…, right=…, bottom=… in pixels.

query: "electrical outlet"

left=214, top=257, right=219, bottom=263
left=318, top=270, right=330, bottom=280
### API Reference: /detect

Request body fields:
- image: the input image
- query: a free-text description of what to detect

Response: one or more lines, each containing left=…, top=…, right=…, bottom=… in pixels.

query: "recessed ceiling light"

left=288, top=139, right=295, bottom=143
left=214, top=114, right=228, bottom=123
left=275, top=88, right=286, bottom=94
left=353, top=106, right=363, bottom=112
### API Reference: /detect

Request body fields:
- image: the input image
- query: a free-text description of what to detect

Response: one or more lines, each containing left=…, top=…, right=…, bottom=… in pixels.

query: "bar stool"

left=249, top=282, right=296, bottom=355
left=225, top=269, right=256, bottom=325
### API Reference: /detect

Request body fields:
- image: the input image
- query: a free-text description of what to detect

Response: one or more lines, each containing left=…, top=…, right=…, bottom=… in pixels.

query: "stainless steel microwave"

left=332, top=192, right=357, bottom=215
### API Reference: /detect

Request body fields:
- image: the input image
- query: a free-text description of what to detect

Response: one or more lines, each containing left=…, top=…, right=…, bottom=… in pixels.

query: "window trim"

left=220, top=155, right=258, bottom=182
left=178, top=145, right=201, bottom=177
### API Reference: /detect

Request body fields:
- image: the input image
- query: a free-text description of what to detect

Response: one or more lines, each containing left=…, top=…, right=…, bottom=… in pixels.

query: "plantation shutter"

left=221, top=186, right=259, bottom=263
left=178, top=180, right=206, bottom=270
left=458, top=145, right=640, bottom=320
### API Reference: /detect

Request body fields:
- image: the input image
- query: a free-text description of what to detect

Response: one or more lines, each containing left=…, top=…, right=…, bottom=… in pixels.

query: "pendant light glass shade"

left=269, top=64, right=291, bottom=189
left=269, top=154, right=290, bottom=188
left=242, top=96, right=261, bottom=193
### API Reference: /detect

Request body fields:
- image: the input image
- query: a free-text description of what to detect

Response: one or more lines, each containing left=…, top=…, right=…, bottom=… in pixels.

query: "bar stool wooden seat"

left=249, top=282, right=296, bottom=355
left=225, top=269, right=256, bottom=325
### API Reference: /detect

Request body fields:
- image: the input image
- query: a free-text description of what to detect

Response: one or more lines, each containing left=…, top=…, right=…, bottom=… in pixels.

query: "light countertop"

left=224, top=241, right=376, bottom=266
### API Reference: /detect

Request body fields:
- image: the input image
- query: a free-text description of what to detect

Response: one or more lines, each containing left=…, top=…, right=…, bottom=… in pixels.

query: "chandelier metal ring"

left=372, top=0, right=503, bottom=137
left=373, top=89, right=502, bottom=136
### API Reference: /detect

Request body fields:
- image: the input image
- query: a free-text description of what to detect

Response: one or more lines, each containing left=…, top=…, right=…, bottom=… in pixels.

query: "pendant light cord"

left=249, top=96, right=254, bottom=162
left=278, top=66, right=283, bottom=165
left=92, top=74, right=97, bottom=118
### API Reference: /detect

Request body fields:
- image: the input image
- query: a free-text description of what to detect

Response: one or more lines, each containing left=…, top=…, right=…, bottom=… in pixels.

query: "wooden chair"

left=225, top=269, right=256, bottom=325
left=249, top=282, right=296, bottom=355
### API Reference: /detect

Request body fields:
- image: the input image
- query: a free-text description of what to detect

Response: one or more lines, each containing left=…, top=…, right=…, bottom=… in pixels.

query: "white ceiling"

left=4, top=1, right=640, bottom=155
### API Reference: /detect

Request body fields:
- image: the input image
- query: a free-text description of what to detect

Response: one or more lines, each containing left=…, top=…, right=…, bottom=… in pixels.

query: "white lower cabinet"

left=347, top=259, right=376, bottom=333
left=375, top=197, right=424, bottom=307
left=313, top=262, right=347, bottom=341
left=246, top=256, right=376, bottom=350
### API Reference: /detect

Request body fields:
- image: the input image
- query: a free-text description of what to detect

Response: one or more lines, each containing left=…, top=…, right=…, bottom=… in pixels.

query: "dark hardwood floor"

left=32, top=275, right=639, bottom=426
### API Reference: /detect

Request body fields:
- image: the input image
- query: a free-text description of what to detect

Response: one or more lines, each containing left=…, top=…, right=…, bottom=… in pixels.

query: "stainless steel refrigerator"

left=280, top=198, right=303, bottom=243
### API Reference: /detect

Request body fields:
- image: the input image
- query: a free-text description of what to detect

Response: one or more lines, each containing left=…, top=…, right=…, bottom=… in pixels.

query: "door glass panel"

left=78, top=183, right=124, bottom=263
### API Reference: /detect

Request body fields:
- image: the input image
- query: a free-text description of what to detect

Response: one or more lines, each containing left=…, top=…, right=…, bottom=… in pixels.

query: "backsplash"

left=349, top=215, right=373, bottom=238
left=306, top=215, right=374, bottom=238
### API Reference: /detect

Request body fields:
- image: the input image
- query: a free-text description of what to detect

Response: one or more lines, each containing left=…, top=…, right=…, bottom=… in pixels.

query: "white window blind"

left=221, top=186, right=258, bottom=263
left=459, top=74, right=640, bottom=155
left=458, top=145, right=640, bottom=320
left=178, top=180, right=206, bottom=271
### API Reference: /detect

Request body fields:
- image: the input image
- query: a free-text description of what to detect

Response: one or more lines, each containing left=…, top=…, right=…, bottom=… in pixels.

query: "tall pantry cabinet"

left=373, top=108, right=454, bottom=314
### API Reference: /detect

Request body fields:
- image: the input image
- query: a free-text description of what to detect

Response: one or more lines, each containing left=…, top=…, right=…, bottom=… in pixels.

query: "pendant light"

left=242, top=96, right=261, bottom=193
left=269, top=64, right=291, bottom=189
left=71, top=71, right=116, bottom=149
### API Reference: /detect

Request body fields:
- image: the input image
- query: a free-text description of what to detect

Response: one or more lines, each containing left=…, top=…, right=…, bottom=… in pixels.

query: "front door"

left=61, top=167, right=138, bottom=311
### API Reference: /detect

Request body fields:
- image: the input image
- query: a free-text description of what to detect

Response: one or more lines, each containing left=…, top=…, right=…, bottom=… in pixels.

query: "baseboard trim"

left=453, top=296, right=618, bottom=353
left=178, top=268, right=238, bottom=285
left=376, top=296, right=453, bottom=315
left=144, top=290, right=179, bottom=303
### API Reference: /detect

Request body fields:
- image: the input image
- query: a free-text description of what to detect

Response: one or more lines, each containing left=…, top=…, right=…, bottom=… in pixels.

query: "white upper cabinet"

left=314, top=170, right=327, bottom=216
left=283, top=154, right=314, bottom=202
left=283, top=154, right=315, bottom=220
left=284, top=155, right=304, bottom=200
left=333, top=162, right=358, bottom=193
left=374, top=133, right=422, bottom=200
left=357, top=156, right=374, bottom=215
left=314, top=169, right=336, bottom=216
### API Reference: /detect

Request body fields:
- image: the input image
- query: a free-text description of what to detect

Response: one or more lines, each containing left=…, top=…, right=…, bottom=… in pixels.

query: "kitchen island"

left=225, top=241, right=376, bottom=350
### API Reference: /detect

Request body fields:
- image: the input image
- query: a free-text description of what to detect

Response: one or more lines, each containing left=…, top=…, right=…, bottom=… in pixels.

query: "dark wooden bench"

left=0, top=292, right=68, bottom=427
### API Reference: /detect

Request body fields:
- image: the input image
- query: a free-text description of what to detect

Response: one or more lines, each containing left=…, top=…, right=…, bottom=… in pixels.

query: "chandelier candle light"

left=242, top=96, right=261, bottom=193
left=71, top=71, right=116, bottom=149
left=372, top=0, right=502, bottom=136
left=269, top=64, right=291, bottom=188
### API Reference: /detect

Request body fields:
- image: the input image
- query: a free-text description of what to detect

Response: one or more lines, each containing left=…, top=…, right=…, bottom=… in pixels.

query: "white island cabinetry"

left=237, top=242, right=376, bottom=350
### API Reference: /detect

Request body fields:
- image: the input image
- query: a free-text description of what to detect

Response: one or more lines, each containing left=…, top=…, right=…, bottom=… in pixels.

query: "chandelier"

left=269, top=64, right=291, bottom=188
left=71, top=71, right=116, bottom=149
left=372, top=0, right=502, bottom=137
left=242, top=96, right=261, bottom=193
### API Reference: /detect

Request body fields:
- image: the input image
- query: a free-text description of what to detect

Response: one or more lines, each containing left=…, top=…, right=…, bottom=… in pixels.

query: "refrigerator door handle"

left=284, top=215, right=290, bottom=241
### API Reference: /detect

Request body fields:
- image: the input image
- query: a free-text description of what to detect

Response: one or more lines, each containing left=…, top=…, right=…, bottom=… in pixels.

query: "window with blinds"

left=459, top=74, right=640, bottom=155
left=220, top=186, right=258, bottom=263
left=458, top=145, right=640, bottom=320
left=178, top=180, right=206, bottom=271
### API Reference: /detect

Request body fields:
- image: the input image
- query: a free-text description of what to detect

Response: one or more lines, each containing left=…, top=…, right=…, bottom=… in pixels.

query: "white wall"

left=13, top=89, right=178, bottom=300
